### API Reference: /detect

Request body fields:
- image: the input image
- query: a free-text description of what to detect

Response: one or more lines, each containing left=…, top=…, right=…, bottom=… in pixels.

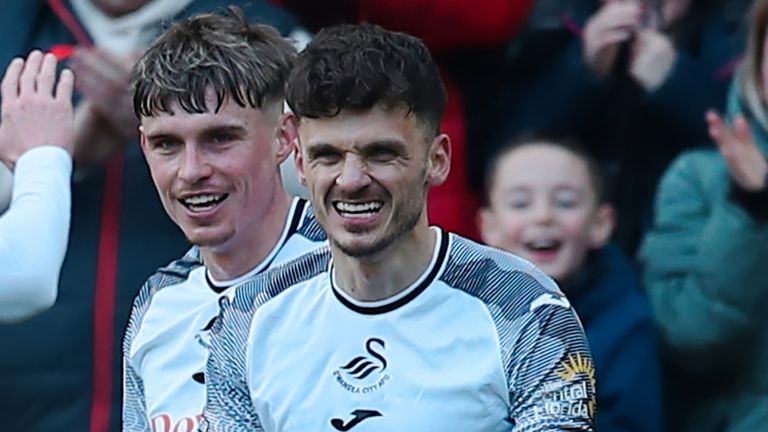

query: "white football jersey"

left=123, top=198, right=326, bottom=432
left=202, top=229, right=596, bottom=432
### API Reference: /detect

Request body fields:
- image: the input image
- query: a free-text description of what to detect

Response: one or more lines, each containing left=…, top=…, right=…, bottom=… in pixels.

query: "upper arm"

left=0, top=147, right=71, bottom=322
left=507, top=304, right=596, bottom=431
left=201, top=297, right=263, bottom=431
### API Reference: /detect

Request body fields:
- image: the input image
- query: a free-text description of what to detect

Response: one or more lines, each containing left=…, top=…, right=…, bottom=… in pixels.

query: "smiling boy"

left=479, top=137, right=662, bottom=431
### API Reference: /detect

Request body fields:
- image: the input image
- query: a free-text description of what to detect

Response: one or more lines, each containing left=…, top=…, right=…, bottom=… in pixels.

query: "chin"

left=332, top=234, right=392, bottom=259
left=185, top=229, right=235, bottom=249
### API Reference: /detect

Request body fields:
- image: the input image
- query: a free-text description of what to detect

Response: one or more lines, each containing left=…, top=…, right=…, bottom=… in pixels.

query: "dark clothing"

left=479, top=2, right=744, bottom=256
left=0, top=1, right=300, bottom=431
left=567, top=244, right=662, bottom=432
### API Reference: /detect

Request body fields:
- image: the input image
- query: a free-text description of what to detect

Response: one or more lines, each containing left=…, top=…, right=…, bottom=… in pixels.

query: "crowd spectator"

left=478, top=0, right=745, bottom=256
left=480, top=137, right=661, bottom=431
left=640, top=0, right=768, bottom=429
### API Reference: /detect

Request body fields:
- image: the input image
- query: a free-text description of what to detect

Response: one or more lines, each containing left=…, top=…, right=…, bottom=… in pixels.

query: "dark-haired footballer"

left=122, top=9, right=326, bottom=431
left=201, top=23, right=595, bottom=432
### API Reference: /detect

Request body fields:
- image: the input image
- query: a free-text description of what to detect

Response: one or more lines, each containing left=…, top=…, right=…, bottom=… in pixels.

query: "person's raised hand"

left=629, top=29, right=677, bottom=92
left=69, top=48, right=139, bottom=141
left=706, top=110, right=768, bottom=192
left=0, top=50, right=75, bottom=169
left=583, top=0, right=643, bottom=77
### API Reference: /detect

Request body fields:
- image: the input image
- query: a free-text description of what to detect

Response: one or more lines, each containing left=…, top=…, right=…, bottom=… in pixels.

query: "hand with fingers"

left=629, top=29, right=677, bottom=91
left=706, top=110, right=768, bottom=192
left=583, top=0, right=644, bottom=78
left=69, top=48, right=140, bottom=140
left=0, top=50, right=75, bottom=169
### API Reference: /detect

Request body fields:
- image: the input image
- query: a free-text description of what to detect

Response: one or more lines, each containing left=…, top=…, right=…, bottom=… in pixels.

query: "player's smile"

left=331, top=199, right=386, bottom=230
left=179, top=192, right=229, bottom=214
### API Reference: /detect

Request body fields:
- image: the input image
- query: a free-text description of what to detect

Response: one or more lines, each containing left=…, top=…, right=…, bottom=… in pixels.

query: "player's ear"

left=280, top=113, right=306, bottom=186
left=275, top=111, right=296, bottom=165
left=138, top=125, right=149, bottom=157
left=426, top=133, right=451, bottom=187
left=589, top=203, right=615, bottom=248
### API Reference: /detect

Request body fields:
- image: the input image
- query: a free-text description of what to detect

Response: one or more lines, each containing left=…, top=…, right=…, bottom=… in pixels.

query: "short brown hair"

left=132, top=7, right=296, bottom=118
left=286, top=23, right=446, bottom=136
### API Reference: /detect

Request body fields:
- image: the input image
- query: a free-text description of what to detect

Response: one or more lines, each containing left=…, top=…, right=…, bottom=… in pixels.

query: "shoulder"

left=665, top=149, right=725, bottom=185
left=294, top=199, right=327, bottom=243
left=130, top=247, right=203, bottom=321
left=587, top=249, right=655, bottom=350
left=229, top=246, right=332, bottom=315
left=441, top=234, right=563, bottom=311
left=142, top=247, right=201, bottom=295
left=655, top=149, right=726, bottom=210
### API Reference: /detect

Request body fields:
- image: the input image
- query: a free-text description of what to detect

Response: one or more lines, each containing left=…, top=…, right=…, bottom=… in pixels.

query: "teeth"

left=334, top=201, right=383, bottom=214
left=529, top=239, right=558, bottom=250
left=184, top=194, right=224, bottom=206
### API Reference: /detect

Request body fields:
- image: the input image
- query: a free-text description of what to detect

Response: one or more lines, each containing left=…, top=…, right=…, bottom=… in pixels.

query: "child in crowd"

left=479, top=137, right=661, bottom=431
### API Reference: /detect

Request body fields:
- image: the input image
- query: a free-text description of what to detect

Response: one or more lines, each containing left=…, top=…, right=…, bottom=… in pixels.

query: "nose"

left=335, top=155, right=371, bottom=192
left=531, top=200, right=555, bottom=225
left=178, top=145, right=212, bottom=184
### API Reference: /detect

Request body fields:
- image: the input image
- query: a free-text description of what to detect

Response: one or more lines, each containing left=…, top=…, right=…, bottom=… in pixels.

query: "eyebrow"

left=305, top=142, right=338, bottom=160
left=362, top=139, right=408, bottom=154
left=145, top=124, right=248, bottom=142
left=305, top=139, right=408, bottom=155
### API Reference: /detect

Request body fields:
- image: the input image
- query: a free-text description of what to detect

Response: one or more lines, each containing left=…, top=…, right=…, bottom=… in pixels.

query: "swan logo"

left=333, top=338, right=391, bottom=393
left=340, top=338, right=387, bottom=380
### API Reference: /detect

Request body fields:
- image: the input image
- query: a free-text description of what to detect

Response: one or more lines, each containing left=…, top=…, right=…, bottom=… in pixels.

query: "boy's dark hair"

left=483, top=135, right=608, bottom=206
left=286, top=23, right=446, bottom=135
left=131, top=7, right=296, bottom=118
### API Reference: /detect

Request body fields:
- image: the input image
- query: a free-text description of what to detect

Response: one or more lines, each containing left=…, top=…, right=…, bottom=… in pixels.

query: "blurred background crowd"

left=0, top=0, right=766, bottom=431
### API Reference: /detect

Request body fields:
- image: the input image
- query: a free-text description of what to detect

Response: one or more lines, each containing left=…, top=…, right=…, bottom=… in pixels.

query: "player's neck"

left=202, top=191, right=293, bottom=281
left=332, top=222, right=436, bottom=302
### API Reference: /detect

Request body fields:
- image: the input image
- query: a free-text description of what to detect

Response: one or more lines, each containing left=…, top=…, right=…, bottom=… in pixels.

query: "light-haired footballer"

left=202, top=23, right=596, bottom=432
left=121, top=9, right=325, bottom=432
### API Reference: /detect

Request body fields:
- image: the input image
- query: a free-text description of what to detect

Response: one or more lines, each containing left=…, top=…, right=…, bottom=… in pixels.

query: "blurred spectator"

left=478, top=0, right=745, bottom=256
left=0, top=52, right=74, bottom=323
left=0, top=1, right=302, bottom=431
left=272, top=0, right=534, bottom=239
left=640, top=0, right=768, bottom=429
left=479, top=137, right=662, bottom=431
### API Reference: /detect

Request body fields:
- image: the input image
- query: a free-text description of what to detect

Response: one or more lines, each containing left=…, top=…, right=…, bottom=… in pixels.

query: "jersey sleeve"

left=507, top=300, right=596, bottom=431
left=200, top=294, right=263, bottom=431
left=0, top=146, right=72, bottom=322
left=123, top=355, right=150, bottom=431
left=122, top=280, right=153, bottom=432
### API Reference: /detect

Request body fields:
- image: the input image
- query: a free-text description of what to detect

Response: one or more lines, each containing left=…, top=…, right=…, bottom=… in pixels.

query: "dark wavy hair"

left=286, top=23, right=446, bottom=135
left=131, top=7, right=296, bottom=118
left=483, top=134, right=608, bottom=206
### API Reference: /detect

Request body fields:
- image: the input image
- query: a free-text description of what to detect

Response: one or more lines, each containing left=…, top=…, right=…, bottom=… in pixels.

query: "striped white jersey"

left=123, top=197, right=326, bottom=432
left=202, top=228, right=596, bottom=432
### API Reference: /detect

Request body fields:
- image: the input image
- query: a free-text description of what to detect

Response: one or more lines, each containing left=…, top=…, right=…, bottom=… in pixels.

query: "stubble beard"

left=333, top=186, right=427, bottom=259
